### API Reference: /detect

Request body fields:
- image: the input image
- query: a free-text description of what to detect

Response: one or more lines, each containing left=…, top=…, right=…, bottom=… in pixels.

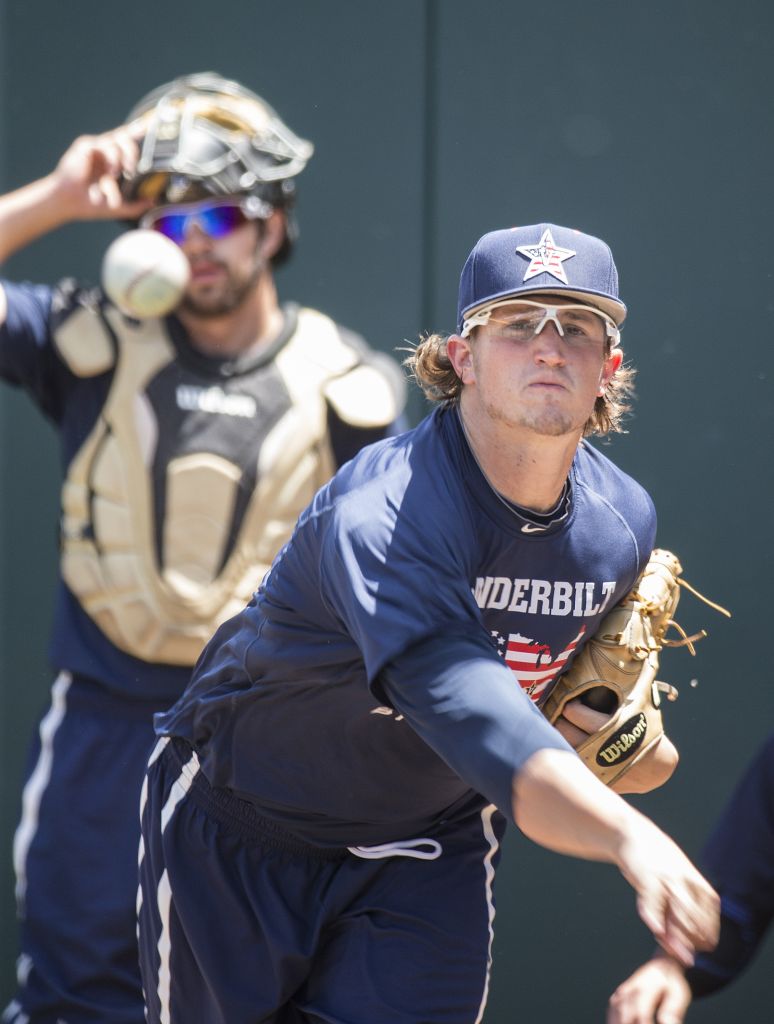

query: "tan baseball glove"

left=541, top=549, right=730, bottom=786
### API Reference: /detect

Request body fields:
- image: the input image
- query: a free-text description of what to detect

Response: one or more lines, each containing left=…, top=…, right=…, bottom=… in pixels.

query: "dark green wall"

left=1, top=2, right=772, bottom=1020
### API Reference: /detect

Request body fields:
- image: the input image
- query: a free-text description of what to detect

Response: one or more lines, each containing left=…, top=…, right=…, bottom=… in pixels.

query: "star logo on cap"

left=516, top=229, right=576, bottom=284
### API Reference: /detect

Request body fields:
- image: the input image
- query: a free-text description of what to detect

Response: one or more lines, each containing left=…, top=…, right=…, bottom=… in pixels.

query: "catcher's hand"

left=541, top=549, right=730, bottom=787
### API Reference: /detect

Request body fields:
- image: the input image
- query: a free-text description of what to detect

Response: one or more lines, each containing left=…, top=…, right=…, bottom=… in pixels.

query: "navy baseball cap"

left=457, top=223, right=626, bottom=334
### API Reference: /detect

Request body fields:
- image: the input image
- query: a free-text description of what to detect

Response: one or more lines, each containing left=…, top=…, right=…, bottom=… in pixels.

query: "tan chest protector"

left=55, top=305, right=397, bottom=666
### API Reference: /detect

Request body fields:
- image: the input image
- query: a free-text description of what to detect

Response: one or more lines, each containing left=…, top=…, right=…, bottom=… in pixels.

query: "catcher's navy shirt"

left=158, top=405, right=657, bottom=845
left=0, top=279, right=402, bottom=700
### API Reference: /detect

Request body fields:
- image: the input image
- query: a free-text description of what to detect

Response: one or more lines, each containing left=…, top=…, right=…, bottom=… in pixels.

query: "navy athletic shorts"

left=4, top=671, right=166, bottom=1024
left=138, top=737, right=507, bottom=1024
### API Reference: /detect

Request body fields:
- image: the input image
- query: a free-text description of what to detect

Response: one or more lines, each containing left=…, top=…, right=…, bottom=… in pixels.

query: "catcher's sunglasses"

left=461, top=299, right=620, bottom=347
left=140, top=195, right=272, bottom=245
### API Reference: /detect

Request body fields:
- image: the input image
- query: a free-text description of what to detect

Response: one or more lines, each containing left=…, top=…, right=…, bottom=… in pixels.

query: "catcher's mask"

left=122, top=72, right=314, bottom=265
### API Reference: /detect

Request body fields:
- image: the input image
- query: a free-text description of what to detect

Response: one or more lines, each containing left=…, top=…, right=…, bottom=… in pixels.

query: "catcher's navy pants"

left=4, top=671, right=165, bottom=1024
left=138, top=737, right=506, bottom=1024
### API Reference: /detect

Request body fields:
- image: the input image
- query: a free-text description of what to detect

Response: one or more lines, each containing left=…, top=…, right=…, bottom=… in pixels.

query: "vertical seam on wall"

left=420, top=0, right=439, bottom=333
left=0, top=0, right=7, bottom=754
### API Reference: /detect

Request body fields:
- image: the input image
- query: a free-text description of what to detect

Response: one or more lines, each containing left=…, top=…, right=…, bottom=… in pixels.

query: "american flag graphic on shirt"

left=491, top=626, right=586, bottom=702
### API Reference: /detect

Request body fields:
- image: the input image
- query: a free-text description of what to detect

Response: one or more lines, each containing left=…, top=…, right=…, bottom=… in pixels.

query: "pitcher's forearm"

left=512, top=747, right=719, bottom=966
left=512, top=747, right=634, bottom=861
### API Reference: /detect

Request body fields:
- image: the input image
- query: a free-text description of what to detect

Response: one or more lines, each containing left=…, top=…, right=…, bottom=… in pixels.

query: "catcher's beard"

left=180, top=247, right=266, bottom=319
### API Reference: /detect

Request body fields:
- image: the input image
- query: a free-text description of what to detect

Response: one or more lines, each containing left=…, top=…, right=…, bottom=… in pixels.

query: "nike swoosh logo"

left=521, top=523, right=548, bottom=534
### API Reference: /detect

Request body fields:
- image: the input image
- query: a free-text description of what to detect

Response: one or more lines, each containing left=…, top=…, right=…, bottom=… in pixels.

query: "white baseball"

left=101, top=229, right=190, bottom=318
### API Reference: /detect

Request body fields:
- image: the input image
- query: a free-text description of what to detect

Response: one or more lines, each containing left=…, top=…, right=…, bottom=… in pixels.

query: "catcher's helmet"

left=123, top=72, right=314, bottom=262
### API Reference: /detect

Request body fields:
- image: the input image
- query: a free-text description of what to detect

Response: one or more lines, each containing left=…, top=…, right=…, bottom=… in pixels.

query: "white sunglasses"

left=461, top=298, right=621, bottom=347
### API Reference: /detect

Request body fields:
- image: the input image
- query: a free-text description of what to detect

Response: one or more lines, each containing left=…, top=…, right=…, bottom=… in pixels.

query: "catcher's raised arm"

left=542, top=549, right=731, bottom=793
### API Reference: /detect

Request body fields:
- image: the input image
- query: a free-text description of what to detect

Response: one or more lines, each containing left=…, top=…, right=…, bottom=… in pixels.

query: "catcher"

left=545, top=548, right=730, bottom=793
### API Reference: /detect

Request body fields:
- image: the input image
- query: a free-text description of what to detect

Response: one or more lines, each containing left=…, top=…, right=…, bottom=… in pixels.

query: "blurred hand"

left=608, top=956, right=692, bottom=1024
left=52, top=124, right=151, bottom=221
left=616, top=820, right=719, bottom=967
